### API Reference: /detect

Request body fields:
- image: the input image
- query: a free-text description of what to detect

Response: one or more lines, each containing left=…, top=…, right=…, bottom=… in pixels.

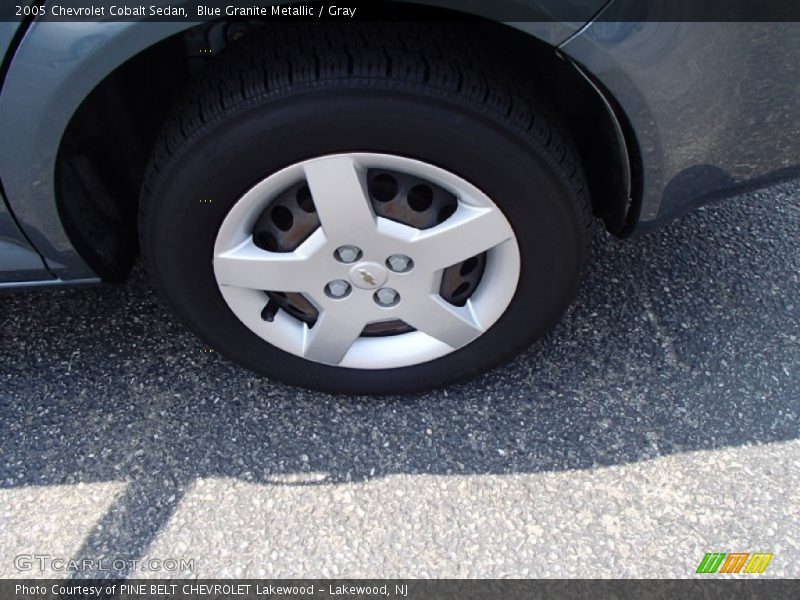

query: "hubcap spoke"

left=303, top=155, right=376, bottom=241
left=214, top=237, right=313, bottom=292
left=402, top=295, right=484, bottom=349
left=409, top=205, right=513, bottom=271
left=303, top=309, right=367, bottom=365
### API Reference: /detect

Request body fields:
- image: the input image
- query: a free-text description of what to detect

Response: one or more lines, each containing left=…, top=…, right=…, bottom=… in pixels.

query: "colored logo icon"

left=696, top=552, right=773, bottom=574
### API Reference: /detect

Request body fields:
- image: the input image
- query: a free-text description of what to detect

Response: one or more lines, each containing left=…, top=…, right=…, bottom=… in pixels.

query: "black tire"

left=140, top=23, right=592, bottom=394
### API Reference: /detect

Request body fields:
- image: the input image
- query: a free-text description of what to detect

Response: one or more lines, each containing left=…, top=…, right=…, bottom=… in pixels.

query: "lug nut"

left=374, top=287, right=400, bottom=307
left=325, top=279, right=351, bottom=299
left=334, top=245, right=362, bottom=264
left=386, top=254, right=414, bottom=273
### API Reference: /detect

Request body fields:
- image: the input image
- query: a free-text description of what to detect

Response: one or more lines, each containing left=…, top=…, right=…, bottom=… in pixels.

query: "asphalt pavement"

left=0, top=180, right=798, bottom=578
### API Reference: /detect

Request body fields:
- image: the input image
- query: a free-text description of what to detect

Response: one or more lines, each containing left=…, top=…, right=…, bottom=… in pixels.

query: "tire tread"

left=141, top=23, right=591, bottom=270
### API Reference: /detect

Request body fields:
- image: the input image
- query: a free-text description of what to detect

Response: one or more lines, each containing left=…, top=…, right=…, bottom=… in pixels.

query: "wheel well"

left=55, top=15, right=637, bottom=282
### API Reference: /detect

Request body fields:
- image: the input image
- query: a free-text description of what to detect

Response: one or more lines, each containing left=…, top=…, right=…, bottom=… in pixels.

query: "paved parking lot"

left=0, top=181, right=798, bottom=578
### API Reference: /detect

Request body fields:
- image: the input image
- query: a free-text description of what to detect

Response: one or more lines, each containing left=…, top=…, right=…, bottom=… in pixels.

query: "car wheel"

left=139, top=24, right=592, bottom=394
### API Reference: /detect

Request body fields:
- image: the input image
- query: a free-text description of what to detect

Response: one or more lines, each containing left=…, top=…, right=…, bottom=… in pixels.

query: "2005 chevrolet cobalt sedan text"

left=1, top=1, right=798, bottom=393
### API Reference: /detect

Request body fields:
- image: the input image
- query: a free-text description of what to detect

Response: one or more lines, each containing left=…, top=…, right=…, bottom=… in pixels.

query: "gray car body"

left=0, top=0, right=798, bottom=286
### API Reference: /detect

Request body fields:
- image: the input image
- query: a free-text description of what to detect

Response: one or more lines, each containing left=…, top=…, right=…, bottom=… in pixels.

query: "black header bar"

left=3, top=0, right=800, bottom=23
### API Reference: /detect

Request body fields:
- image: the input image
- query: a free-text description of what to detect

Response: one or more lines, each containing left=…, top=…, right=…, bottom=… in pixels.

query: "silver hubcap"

left=213, top=153, right=521, bottom=370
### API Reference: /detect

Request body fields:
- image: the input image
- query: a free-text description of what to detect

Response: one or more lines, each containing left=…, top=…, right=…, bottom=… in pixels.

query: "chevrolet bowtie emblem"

left=358, top=269, right=377, bottom=286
